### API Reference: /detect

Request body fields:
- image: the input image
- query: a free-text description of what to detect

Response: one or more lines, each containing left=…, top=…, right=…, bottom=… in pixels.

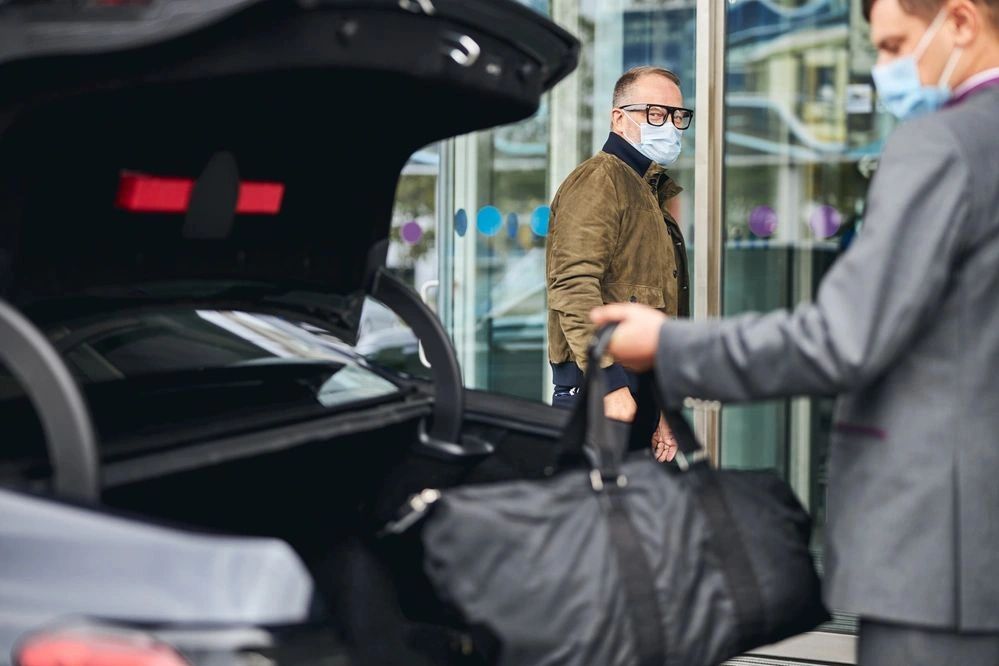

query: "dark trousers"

left=858, top=619, right=999, bottom=665
left=552, top=371, right=640, bottom=411
left=552, top=385, right=580, bottom=410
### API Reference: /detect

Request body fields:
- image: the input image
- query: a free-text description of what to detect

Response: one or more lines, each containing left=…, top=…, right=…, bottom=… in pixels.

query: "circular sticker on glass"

left=507, top=212, right=519, bottom=240
left=401, top=220, right=423, bottom=245
left=477, top=206, right=503, bottom=237
left=809, top=204, right=842, bottom=239
left=748, top=205, right=778, bottom=238
left=530, top=205, right=551, bottom=236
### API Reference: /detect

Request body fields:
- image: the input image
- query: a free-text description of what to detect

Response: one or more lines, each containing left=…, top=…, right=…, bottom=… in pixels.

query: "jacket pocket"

left=601, top=282, right=665, bottom=308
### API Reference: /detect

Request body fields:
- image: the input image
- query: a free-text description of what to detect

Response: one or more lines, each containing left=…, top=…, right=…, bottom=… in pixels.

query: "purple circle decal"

left=748, top=205, right=778, bottom=238
left=809, top=205, right=842, bottom=239
left=401, top=220, right=423, bottom=245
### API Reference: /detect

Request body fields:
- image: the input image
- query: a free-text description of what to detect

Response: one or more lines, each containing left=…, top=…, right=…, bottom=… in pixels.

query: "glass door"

left=447, top=95, right=553, bottom=401
left=378, top=0, right=702, bottom=408
left=443, top=0, right=701, bottom=403
left=370, top=0, right=555, bottom=402
left=720, top=0, right=891, bottom=640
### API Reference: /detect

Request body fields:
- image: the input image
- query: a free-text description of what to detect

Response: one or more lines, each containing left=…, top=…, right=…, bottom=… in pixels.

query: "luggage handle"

left=585, top=325, right=710, bottom=478
left=583, top=325, right=627, bottom=485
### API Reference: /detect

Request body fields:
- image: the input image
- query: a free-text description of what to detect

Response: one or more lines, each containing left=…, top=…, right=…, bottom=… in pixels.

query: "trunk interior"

left=100, top=393, right=580, bottom=664
left=102, top=399, right=569, bottom=556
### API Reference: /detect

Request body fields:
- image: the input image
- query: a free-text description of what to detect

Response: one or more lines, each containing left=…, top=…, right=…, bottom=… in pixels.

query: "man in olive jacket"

left=546, top=66, right=691, bottom=454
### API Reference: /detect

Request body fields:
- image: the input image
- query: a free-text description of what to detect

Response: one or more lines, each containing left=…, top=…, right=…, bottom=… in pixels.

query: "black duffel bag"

left=406, top=325, right=829, bottom=666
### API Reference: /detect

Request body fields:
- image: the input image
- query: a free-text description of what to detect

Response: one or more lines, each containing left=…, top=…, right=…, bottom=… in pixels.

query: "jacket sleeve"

left=654, top=119, right=971, bottom=409
left=547, top=165, right=629, bottom=390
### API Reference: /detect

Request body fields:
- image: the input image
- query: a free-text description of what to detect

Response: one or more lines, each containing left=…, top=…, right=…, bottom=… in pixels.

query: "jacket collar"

left=602, top=132, right=652, bottom=178
left=601, top=132, right=678, bottom=194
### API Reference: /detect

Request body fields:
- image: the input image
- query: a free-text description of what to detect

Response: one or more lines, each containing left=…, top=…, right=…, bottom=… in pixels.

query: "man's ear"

left=610, top=108, right=628, bottom=137
left=950, top=0, right=980, bottom=48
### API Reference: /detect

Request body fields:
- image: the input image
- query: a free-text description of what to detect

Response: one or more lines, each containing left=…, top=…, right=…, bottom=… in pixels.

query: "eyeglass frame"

left=617, top=103, right=694, bottom=130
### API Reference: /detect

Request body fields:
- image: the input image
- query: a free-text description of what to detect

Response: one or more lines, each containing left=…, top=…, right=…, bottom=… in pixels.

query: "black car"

left=0, top=1, right=579, bottom=664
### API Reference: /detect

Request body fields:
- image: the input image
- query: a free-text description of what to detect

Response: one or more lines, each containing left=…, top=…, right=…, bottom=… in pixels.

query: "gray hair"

left=612, top=66, right=681, bottom=107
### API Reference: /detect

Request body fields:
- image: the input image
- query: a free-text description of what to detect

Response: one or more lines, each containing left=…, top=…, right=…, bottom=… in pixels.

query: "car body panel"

left=0, top=487, right=314, bottom=650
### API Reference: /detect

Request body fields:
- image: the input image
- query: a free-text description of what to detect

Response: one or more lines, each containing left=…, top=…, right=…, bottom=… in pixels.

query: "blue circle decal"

left=477, top=206, right=503, bottom=237
left=454, top=209, right=468, bottom=237
left=530, top=206, right=551, bottom=236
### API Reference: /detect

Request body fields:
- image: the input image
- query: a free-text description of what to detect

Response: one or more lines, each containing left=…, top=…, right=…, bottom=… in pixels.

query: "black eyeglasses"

left=618, top=103, right=694, bottom=130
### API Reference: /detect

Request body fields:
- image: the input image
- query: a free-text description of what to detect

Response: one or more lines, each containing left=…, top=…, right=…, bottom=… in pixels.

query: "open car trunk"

left=0, top=0, right=577, bottom=320
left=0, top=2, right=582, bottom=662
left=0, top=0, right=579, bottom=492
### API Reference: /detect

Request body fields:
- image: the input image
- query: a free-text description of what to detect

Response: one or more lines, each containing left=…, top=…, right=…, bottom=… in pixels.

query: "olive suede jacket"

left=546, top=132, right=689, bottom=393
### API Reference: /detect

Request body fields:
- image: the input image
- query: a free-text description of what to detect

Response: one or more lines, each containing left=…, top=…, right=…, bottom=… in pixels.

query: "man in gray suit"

left=592, top=0, right=999, bottom=662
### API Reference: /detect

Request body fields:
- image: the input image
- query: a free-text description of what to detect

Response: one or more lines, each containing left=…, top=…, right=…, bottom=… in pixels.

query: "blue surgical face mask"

left=623, top=112, right=682, bottom=166
left=871, top=8, right=963, bottom=120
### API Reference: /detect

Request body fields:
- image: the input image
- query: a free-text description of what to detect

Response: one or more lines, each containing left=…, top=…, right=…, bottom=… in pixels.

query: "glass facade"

left=372, top=0, right=890, bottom=654
left=451, top=82, right=552, bottom=399
left=720, top=1, right=889, bottom=636
left=377, top=0, right=699, bottom=402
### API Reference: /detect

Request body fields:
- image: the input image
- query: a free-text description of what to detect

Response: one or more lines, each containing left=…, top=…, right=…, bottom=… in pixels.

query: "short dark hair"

left=862, top=0, right=998, bottom=26
left=612, top=66, right=681, bottom=107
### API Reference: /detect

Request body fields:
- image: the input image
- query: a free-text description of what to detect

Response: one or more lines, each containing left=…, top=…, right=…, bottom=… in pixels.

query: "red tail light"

left=236, top=181, right=285, bottom=214
left=115, top=174, right=191, bottom=214
left=16, top=631, right=190, bottom=666
left=115, top=172, right=284, bottom=214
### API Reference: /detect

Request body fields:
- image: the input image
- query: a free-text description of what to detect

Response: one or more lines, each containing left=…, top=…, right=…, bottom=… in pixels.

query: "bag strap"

left=580, top=325, right=630, bottom=481
left=606, top=493, right=668, bottom=666
left=687, top=468, right=768, bottom=650
left=576, top=327, right=668, bottom=663
left=588, top=325, right=767, bottom=648
left=660, top=407, right=768, bottom=648
left=561, top=325, right=710, bottom=469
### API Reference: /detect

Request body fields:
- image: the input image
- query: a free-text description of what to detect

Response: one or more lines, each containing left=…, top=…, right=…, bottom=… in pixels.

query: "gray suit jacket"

left=655, top=87, right=999, bottom=631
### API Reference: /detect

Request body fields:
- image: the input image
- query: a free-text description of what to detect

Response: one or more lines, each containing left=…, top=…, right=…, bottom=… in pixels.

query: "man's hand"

left=590, top=303, right=668, bottom=372
left=603, top=386, right=637, bottom=422
left=652, top=414, right=678, bottom=463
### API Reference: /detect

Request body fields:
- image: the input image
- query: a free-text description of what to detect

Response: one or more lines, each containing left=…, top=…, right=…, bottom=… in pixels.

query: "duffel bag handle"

left=585, top=324, right=710, bottom=473
left=582, top=324, right=629, bottom=485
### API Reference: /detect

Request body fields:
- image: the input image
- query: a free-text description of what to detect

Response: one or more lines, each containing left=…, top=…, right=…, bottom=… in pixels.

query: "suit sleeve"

left=547, top=165, right=629, bottom=391
left=654, top=120, right=971, bottom=409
